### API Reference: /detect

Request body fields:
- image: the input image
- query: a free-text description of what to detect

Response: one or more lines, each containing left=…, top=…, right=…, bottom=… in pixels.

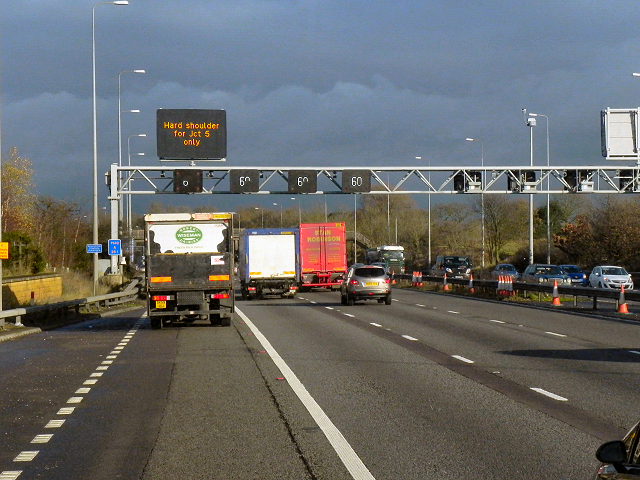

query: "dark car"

left=559, top=264, right=587, bottom=286
left=593, top=419, right=640, bottom=478
left=430, top=255, right=472, bottom=279
left=521, top=264, right=570, bottom=285
left=340, top=264, right=391, bottom=306
left=491, top=263, right=519, bottom=280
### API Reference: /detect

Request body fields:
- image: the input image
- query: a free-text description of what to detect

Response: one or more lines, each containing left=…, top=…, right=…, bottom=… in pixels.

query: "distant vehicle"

left=559, top=264, right=587, bottom=286
left=593, top=418, right=640, bottom=478
left=299, top=223, right=347, bottom=291
left=491, top=263, right=519, bottom=280
left=430, top=255, right=472, bottom=279
left=588, top=266, right=633, bottom=290
left=520, top=264, right=570, bottom=285
left=340, top=264, right=391, bottom=306
left=365, top=245, right=405, bottom=274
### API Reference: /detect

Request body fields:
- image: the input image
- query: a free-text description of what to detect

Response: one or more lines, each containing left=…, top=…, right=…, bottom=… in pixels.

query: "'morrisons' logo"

left=176, top=226, right=203, bottom=244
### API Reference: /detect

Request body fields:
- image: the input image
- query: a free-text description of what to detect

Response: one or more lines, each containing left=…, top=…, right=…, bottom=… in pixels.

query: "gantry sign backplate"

left=110, top=164, right=640, bottom=196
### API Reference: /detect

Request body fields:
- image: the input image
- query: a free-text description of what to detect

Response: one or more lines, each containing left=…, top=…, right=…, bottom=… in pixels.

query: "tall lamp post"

left=126, top=133, right=146, bottom=242
left=522, top=109, right=536, bottom=265
left=415, top=156, right=431, bottom=267
left=92, top=0, right=129, bottom=293
left=466, top=138, right=485, bottom=267
left=273, top=202, right=283, bottom=227
left=528, top=113, right=550, bottom=263
left=254, top=207, right=263, bottom=228
left=290, top=197, right=301, bottom=224
left=118, top=69, right=144, bottom=239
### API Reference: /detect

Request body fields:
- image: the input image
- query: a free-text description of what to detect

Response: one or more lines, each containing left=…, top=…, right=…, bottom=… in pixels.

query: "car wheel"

left=347, top=295, right=354, bottom=306
left=341, top=293, right=347, bottom=305
left=384, top=293, right=392, bottom=305
left=599, top=282, right=603, bottom=289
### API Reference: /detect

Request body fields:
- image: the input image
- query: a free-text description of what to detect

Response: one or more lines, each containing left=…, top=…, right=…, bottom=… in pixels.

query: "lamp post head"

left=113, top=1, right=129, bottom=5
left=465, top=138, right=474, bottom=142
left=133, top=69, right=145, bottom=74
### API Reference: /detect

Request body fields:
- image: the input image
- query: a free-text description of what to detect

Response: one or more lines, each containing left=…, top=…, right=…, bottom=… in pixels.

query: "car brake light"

left=383, top=278, right=390, bottom=284
left=350, top=279, right=359, bottom=285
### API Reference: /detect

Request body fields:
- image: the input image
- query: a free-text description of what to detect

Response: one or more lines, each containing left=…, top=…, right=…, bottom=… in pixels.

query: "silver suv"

left=340, top=264, right=391, bottom=306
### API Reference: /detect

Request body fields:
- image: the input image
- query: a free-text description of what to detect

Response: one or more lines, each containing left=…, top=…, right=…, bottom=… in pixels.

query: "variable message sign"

left=157, top=109, right=227, bottom=160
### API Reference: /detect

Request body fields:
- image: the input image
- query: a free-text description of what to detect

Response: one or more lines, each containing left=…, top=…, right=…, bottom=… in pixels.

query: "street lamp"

left=126, top=133, right=146, bottom=242
left=522, top=109, right=536, bottom=265
left=290, top=197, right=301, bottom=224
left=528, top=113, right=550, bottom=263
left=415, top=156, right=431, bottom=267
left=273, top=202, right=283, bottom=227
left=254, top=207, right=263, bottom=228
left=117, top=69, right=144, bottom=239
left=466, top=138, right=485, bottom=268
left=92, top=0, right=129, bottom=293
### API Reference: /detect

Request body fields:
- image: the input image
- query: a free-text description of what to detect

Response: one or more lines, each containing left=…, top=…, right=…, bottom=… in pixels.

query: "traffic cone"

left=618, top=285, right=629, bottom=314
left=551, top=280, right=561, bottom=306
left=418, top=271, right=423, bottom=287
left=412, top=271, right=417, bottom=287
left=468, top=274, right=475, bottom=293
left=498, top=275, right=504, bottom=295
left=508, top=275, right=514, bottom=296
left=443, top=273, right=449, bottom=291
left=391, top=272, right=396, bottom=285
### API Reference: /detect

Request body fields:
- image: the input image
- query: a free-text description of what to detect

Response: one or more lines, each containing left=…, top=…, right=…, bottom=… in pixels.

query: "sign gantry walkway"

left=109, top=164, right=640, bottom=196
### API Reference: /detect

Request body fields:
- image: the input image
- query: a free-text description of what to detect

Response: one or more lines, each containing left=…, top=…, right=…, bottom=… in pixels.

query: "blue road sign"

left=86, top=244, right=102, bottom=254
left=108, top=239, right=121, bottom=256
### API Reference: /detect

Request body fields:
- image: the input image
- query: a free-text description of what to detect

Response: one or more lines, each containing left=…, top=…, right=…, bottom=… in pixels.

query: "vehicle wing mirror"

left=596, top=440, right=629, bottom=473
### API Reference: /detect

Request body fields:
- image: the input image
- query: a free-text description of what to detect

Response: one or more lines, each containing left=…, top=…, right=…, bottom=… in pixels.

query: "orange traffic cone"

left=418, top=271, right=423, bottom=287
left=468, top=274, right=475, bottom=293
left=508, top=275, right=515, bottom=296
left=618, top=285, right=629, bottom=314
left=443, top=273, right=449, bottom=291
left=412, top=271, right=417, bottom=287
left=551, top=280, right=561, bottom=306
left=498, top=275, right=505, bottom=295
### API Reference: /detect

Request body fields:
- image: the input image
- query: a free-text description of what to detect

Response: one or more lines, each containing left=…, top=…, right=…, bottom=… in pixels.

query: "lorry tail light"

left=151, top=276, right=172, bottom=283
left=248, top=286, right=257, bottom=292
left=213, top=293, right=229, bottom=299
left=289, top=286, right=297, bottom=291
left=152, top=295, right=171, bottom=301
left=209, top=275, right=230, bottom=281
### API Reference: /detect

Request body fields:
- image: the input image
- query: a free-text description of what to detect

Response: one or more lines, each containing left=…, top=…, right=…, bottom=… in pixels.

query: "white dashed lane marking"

left=530, top=388, right=568, bottom=401
left=452, top=355, right=474, bottom=364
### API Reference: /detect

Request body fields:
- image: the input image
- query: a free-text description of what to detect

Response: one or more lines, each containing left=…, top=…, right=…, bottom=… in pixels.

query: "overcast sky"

left=2, top=0, right=640, bottom=214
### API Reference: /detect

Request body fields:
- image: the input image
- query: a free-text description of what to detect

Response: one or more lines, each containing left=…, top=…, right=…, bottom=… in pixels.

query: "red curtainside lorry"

left=298, top=222, right=347, bottom=291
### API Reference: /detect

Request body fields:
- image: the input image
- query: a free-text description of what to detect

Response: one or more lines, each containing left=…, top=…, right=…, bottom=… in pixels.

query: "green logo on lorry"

left=175, top=226, right=203, bottom=244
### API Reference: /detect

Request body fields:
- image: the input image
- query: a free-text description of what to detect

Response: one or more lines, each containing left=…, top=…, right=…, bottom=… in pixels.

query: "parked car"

left=520, top=264, right=570, bottom=285
left=340, top=264, right=391, bottom=306
left=430, top=255, right=472, bottom=279
left=589, top=266, right=634, bottom=290
left=559, top=264, right=588, bottom=286
left=491, top=263, right=519, bottom=280
left=593, top=419, right=640, bottom=478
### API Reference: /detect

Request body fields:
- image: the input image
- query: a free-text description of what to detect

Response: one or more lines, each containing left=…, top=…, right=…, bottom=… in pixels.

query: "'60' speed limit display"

left=229, top=170, right=260, bottom=193
left=288, top=170, right=318, bottom=194
left=341, top=170, right=371, bottom=193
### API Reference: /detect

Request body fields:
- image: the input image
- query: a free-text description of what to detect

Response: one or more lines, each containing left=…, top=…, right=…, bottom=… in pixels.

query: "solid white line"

left=452, top=355, right=474, bottom=364
left=530, top=388, right=568, bottom=401
left=402, top=335, right=418, bottom=341
left=545, top=331, right=567, bottom=337
left=236, top=308, right=376, bottom=480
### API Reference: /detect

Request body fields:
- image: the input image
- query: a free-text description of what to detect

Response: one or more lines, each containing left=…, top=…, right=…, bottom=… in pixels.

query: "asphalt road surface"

left=1, top=287, right=638, bottom=479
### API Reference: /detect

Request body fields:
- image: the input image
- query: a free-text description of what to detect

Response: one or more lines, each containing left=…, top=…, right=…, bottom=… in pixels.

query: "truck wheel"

left=209, top=313, right=222, bottom=326
left=151, top=318, right=162, bottom=330
left=221, top=315, right=231, bottom=327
